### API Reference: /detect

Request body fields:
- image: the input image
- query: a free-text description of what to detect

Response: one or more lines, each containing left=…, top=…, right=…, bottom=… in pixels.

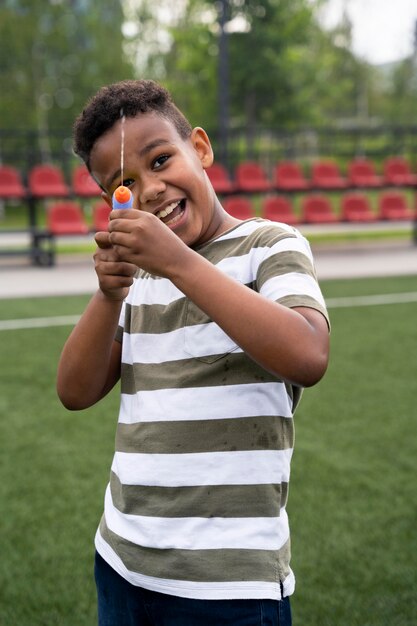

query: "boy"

left=57, top=79, right=329, bottom=626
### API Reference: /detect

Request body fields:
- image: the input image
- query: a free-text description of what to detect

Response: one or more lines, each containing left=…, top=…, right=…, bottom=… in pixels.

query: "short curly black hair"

left=73, top=79, right=193, bottom=168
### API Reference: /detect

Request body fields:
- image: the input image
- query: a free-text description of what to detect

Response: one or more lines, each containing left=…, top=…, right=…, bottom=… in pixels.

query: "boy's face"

left=90, top=112, right=230, bottom=247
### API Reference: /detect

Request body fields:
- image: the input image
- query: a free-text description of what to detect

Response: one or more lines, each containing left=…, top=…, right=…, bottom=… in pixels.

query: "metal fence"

left=2, top=125, right=417, bottom=180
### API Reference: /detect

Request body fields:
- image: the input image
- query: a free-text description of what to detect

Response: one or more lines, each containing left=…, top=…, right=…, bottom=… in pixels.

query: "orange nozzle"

left=114, top=185, right=131, bottom=203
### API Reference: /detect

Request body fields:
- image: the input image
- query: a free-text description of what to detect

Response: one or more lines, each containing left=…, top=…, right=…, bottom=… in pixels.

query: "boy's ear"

left=191, top=127, right=214, bottom=169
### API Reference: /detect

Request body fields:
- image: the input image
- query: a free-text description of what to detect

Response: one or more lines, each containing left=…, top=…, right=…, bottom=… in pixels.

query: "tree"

left=372, top=57, right=417, bottom=125
left=293, top=8, right=370, bottom=126
left=226, top=0, right=318, bottom=128
left=0, top=0, right=134, bottom=161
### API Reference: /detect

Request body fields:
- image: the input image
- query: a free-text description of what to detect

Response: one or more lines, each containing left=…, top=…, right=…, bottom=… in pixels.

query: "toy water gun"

left=112, top=185, right=133, bottom=209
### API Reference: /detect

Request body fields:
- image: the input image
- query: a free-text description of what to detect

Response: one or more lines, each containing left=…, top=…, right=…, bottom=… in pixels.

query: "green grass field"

left=1, top=275, right=416, bottom=625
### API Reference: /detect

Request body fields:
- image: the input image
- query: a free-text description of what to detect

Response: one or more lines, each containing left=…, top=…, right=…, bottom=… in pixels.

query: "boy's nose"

left=139, top=175, right=165, bottom=205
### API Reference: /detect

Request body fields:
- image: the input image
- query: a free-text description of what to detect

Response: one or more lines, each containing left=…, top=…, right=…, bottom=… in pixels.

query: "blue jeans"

left=95, top=552, right=292, bottom=626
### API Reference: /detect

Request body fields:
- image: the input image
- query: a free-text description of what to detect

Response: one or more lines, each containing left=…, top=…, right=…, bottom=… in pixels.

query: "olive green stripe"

left=257, top=251, right=316, bottom=289
left=123, top=300, right=188, bottom=334
left=120, top=350, right=278, bottom=394
left=99, top=517, right=291, bottom=583
left=288, top=384, right=303, bottom=412
left=124, top=294, right=252, bottom=335
left=196, top=222, right=297, bottom=266
left=115, top=415, right=294, bottom=454
left=110, top=472, right=289, bottom=518
left=277, top=295, right=329, bottom=323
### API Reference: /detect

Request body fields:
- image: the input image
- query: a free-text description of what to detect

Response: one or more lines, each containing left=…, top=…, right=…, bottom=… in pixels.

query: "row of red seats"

left=0, top=164, right=101, bottom=199
left=1, top=156, right=417, bottom=201
left=45, top=190, right=415, bottom=237
left=223, top=192, right=416, bottom=223
left=207, top=157, right=417, bottom=194
left=46, top=201, right=110, bottom=234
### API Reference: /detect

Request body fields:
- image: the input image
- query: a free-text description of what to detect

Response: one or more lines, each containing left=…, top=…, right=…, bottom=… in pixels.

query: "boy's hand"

left=107, top=208, right=192, bottom=279
left=94, top=231, right=137, bottom=301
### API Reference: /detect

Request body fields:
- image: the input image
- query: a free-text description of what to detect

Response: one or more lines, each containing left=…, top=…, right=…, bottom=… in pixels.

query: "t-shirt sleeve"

left=256, top=228, right=330, bottom=328
left=114, top=300, right=126, bottom=344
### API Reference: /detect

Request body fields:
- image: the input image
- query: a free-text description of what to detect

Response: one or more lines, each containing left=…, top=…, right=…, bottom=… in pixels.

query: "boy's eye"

left=122, top=178, right=135, bottom=187
left=153, top=154, right=169, bottom=169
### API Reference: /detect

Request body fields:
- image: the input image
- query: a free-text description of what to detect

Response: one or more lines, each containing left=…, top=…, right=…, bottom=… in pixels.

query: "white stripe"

left=270, top=235, right=313, bottom=262
left=122, top=326, right=184, bottom=364
left=215, top=218, right=267, bottom=241
left=95, top=530, right=294, bottom=600
left=218, top=218, right=300, bottom=242
left=326, top=291, right=417, bottom=308
left=104, top=484, right=289, bottom=551
left=216, top=247, right=267, bottom=282
left=261, top=272, right=327, bottom=307
left=215, top=236, right=313, bottom=284
left=0, top=315, right=80, bottom=331
left=127, top=275, right=184, bottom=306
left=122, top=323, right=241, bottom=365
left=118, top=301, right=126, bottom=328
left=118, top=382, right=293, bottom=424
left=111, top=449, right=292, bottom=487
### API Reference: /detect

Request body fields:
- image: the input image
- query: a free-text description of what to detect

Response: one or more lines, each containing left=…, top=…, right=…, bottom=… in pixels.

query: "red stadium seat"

left=72, top=164, right=101, bottom=197
left=47, top=201, right=89, bottom=234
left=93, top=201, right=111, bottom=231
left=261, top=196, right=299, bottom=224
left=223, top=196, right=255, bottom=220
left=206, top=163, right=235, bottom=194
left=341, top=193, right=377, bottom=222
left=235, top=161, right=273, bottom=193
left=347, top=159, right=382, bottom=188
left=0, top=165, right=27, bottom=199
left=273, top=161, right=309, bottom=191
left=29, top=164, right=70, bottom=198
left=377, top=191, right=414, bottom=220
left=302, top=195, right=339, bottom=223
left=311, top=160, right=347, bottom=190
left=383, top=157, right=417, bottom=186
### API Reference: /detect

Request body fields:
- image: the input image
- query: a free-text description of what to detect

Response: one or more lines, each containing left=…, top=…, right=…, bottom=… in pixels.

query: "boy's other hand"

left=94, top=231, right=137, bottom=301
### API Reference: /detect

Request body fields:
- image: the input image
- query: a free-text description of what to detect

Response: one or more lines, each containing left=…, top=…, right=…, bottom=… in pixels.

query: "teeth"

left=157, top=200, right=180, bottom=219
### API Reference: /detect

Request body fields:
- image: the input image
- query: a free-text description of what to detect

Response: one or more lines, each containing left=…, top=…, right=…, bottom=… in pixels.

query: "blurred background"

left=2, top=0, right=417, bottom=175
left=2, top=0, right=417, bottom=251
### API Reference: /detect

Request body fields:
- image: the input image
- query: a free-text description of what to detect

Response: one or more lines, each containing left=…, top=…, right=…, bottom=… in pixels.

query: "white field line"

left=325, top=291, right=417, bottom=309
left=0, top=315, right=81, bottom=331
left=1, top=291, right=417, bottom=332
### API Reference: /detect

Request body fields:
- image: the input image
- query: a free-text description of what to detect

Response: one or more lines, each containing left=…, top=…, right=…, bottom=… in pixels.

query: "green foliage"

left=2, top=0, right=417, bottom=158
left=369, top=58, right=417, bottom=124
left=0, top=0, right=134, bottom=158
left=227, top=0, right=317, bottom=127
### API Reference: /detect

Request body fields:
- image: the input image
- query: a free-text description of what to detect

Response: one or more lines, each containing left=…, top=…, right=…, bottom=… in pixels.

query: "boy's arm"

left=56, top=235, right=137, bottom=410
left=171, top=252, right=329, bottom=388
left=108, top=211, right=329, bottom=388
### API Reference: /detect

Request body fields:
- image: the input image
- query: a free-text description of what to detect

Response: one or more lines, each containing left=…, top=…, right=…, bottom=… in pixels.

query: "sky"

left=320, top=0, right=417, bottom=65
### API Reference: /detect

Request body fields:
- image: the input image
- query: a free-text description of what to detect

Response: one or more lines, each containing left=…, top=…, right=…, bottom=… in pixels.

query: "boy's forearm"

left=57, top=290, right=123, bottom=410
left=171, top=250, right=329, bottom=387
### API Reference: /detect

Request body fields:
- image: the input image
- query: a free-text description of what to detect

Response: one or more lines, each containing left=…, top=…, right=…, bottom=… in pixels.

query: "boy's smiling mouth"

left=156, top=199, right=186, bottom=226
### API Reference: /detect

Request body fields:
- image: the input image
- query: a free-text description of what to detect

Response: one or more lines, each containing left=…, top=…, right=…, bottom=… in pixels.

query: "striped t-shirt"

left=95, top=218, right=329, bottom=601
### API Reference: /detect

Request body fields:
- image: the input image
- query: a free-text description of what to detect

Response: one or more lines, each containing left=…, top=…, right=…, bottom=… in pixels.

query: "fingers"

left=95, top=258, right=137, bottom=278
left=95, top=231, right=112, bottom=249
left=94, top=258, right=137, bottom=301
left=109, top=208, right=142, bottom=225
left=108, top=209, right=157, bottom=235
left=108, top=261, right=137, bottom=278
